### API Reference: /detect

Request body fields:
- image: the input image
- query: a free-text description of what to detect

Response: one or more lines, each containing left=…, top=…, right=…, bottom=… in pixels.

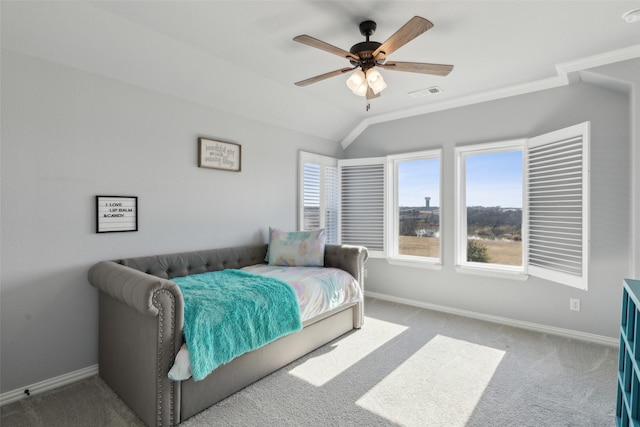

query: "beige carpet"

left=1, top=297, right=617, bottom=426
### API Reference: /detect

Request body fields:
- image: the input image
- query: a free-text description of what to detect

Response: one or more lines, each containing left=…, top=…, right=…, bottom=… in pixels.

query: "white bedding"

left=241, top=264, right=363, bottom=321
left=168, top=265, right=362, bottom=381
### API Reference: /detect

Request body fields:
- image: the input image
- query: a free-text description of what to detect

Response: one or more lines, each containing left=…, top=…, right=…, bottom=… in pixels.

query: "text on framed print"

left=198, top=138, right=241, bottom=172
left=96, top=196, right=138, bottom=233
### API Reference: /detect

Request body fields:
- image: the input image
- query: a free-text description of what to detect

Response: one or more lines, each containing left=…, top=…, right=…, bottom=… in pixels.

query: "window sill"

left=455, top=265, right=529, bottom=281
left=387, top=258, right=442, bottom=270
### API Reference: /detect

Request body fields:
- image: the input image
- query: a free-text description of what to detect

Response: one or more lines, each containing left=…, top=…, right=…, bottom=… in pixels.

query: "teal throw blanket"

left=173, top=269, right=302, bottom=381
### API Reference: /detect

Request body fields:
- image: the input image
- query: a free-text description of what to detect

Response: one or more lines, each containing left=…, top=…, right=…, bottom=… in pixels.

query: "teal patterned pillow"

left=268, top=228, right=326, bottom=266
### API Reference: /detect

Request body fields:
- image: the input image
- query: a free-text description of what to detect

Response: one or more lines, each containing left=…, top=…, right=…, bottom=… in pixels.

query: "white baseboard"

left=365, top=291, right=619, bottom=348
left=0, top=364, right=98, bottom=406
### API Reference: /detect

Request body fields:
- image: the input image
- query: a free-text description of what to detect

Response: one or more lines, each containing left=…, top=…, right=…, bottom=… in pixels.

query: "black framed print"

left=96, top=196, right=138, bottom=233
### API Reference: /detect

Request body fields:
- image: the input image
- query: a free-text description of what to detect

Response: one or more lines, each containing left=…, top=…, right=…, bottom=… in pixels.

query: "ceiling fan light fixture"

left=346, top=69, right=366, bottom=92
left=366, top=68, right=387, bottom=94
left=352, top=82, right=369, bottom=97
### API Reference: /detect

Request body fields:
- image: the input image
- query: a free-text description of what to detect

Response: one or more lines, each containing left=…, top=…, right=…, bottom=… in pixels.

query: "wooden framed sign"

left=96, top=196, right=138, bottom=233
left=198, top=137, right=241, bottom=172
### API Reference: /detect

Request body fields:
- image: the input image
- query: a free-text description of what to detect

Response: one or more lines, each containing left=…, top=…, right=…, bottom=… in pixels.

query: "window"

left=299, top=152, right=338, bottom=244
left=389, top=150, right=442, bottom=265
left=456, top=141, right=524, bottom=271
left=299, top=121, right=588, bottom=288
left=455, top=122, right=590, bottom=289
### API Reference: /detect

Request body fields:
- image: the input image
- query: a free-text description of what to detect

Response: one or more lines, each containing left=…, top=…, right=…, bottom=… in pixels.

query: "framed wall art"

left=198, top=137, right=241, bottom=172
left=96, top=195, right=138, bottom=233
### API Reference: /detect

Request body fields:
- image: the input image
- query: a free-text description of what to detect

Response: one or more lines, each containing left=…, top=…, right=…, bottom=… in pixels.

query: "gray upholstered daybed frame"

left=88, top=243, right=368, bottom=426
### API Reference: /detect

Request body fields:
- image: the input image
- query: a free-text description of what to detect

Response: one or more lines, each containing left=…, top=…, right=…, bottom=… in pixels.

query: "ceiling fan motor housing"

left=350, top=20, right=382, bottom=69
left=349, top=41, right=382, bottom=68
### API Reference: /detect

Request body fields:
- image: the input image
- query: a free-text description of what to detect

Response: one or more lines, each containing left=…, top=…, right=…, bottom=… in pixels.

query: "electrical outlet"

left=364, top=269, right=368, bottom=278
left=570, top=298, right=581, bottom=311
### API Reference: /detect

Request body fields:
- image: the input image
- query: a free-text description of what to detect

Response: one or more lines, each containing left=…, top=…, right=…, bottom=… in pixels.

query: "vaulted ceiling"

left=3, top=1, right=640, bottom=147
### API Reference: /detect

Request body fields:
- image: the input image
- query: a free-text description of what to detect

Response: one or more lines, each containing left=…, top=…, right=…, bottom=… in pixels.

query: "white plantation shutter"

left=339, top=158, right=386, bottom=256
left=299, top=152, right=339, bottom=244
left=526, top=122, right=590, bottom=289
left=324, top=165, right=339, bottom=244
left=302, top=162, right=321, bottom=230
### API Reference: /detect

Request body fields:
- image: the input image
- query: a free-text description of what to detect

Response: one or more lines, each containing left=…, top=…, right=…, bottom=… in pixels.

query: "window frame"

left=387, top=149, right=443, bottom=268
left=454, top=139, right=526, bottom=275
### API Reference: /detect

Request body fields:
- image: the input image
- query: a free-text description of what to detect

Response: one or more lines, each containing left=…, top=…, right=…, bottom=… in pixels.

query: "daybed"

left=88, top=242, right=368, bottom=426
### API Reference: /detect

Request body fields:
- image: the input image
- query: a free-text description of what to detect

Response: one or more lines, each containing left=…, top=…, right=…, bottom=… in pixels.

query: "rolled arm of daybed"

left=88, top=260, right=183, bottom=317
left=324, top=244, right=369, bottom=286
left=324, top=244, right=369, bottom=329
left=88, top=260, right=184, bottom=426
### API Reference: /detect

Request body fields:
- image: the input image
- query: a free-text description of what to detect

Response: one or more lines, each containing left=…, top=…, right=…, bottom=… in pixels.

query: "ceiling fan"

left=293, top=16, right=454, bottom=109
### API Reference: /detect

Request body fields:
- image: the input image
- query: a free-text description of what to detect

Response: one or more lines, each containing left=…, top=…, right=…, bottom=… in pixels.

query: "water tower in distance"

left=425, top=197, right=431, bottom=210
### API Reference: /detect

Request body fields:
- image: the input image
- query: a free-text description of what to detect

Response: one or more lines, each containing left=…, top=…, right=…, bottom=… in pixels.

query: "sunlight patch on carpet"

left=356, top=335, right=505, bottom=427
left=287, top=317, right=408, bottom=386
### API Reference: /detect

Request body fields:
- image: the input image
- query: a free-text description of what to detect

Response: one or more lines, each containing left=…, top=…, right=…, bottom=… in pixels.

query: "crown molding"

left=341, top=44, right=640, bottom=150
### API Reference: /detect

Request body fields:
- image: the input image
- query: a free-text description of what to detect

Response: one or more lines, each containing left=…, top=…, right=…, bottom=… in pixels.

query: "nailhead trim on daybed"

left=153, top=289, right=176, bottom=426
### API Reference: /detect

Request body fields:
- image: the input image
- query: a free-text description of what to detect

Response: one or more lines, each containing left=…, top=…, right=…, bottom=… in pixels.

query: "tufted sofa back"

left=116, top=243, right=367, bottom=286
left=118, top=244, right=268, bottom=279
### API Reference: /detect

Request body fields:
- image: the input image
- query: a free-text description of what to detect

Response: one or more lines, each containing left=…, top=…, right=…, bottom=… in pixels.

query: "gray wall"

left=584, top=59, right=640, bottom=278
left=0, top=50, right=342, bottom=393
left=345, top=81, right=632, bottom=339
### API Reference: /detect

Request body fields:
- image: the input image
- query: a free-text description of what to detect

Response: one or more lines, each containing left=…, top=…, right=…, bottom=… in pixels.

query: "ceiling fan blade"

left=295, top=67, right=355, bottom=87
left=378, top=61, right=453, bottom=76
left=293, top=35, right=359, bottom=61
left=372, top=16, right=433, bottom=59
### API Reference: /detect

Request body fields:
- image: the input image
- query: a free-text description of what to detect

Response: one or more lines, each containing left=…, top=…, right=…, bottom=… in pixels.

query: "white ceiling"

left=2, top=1, right=640, bottom=147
